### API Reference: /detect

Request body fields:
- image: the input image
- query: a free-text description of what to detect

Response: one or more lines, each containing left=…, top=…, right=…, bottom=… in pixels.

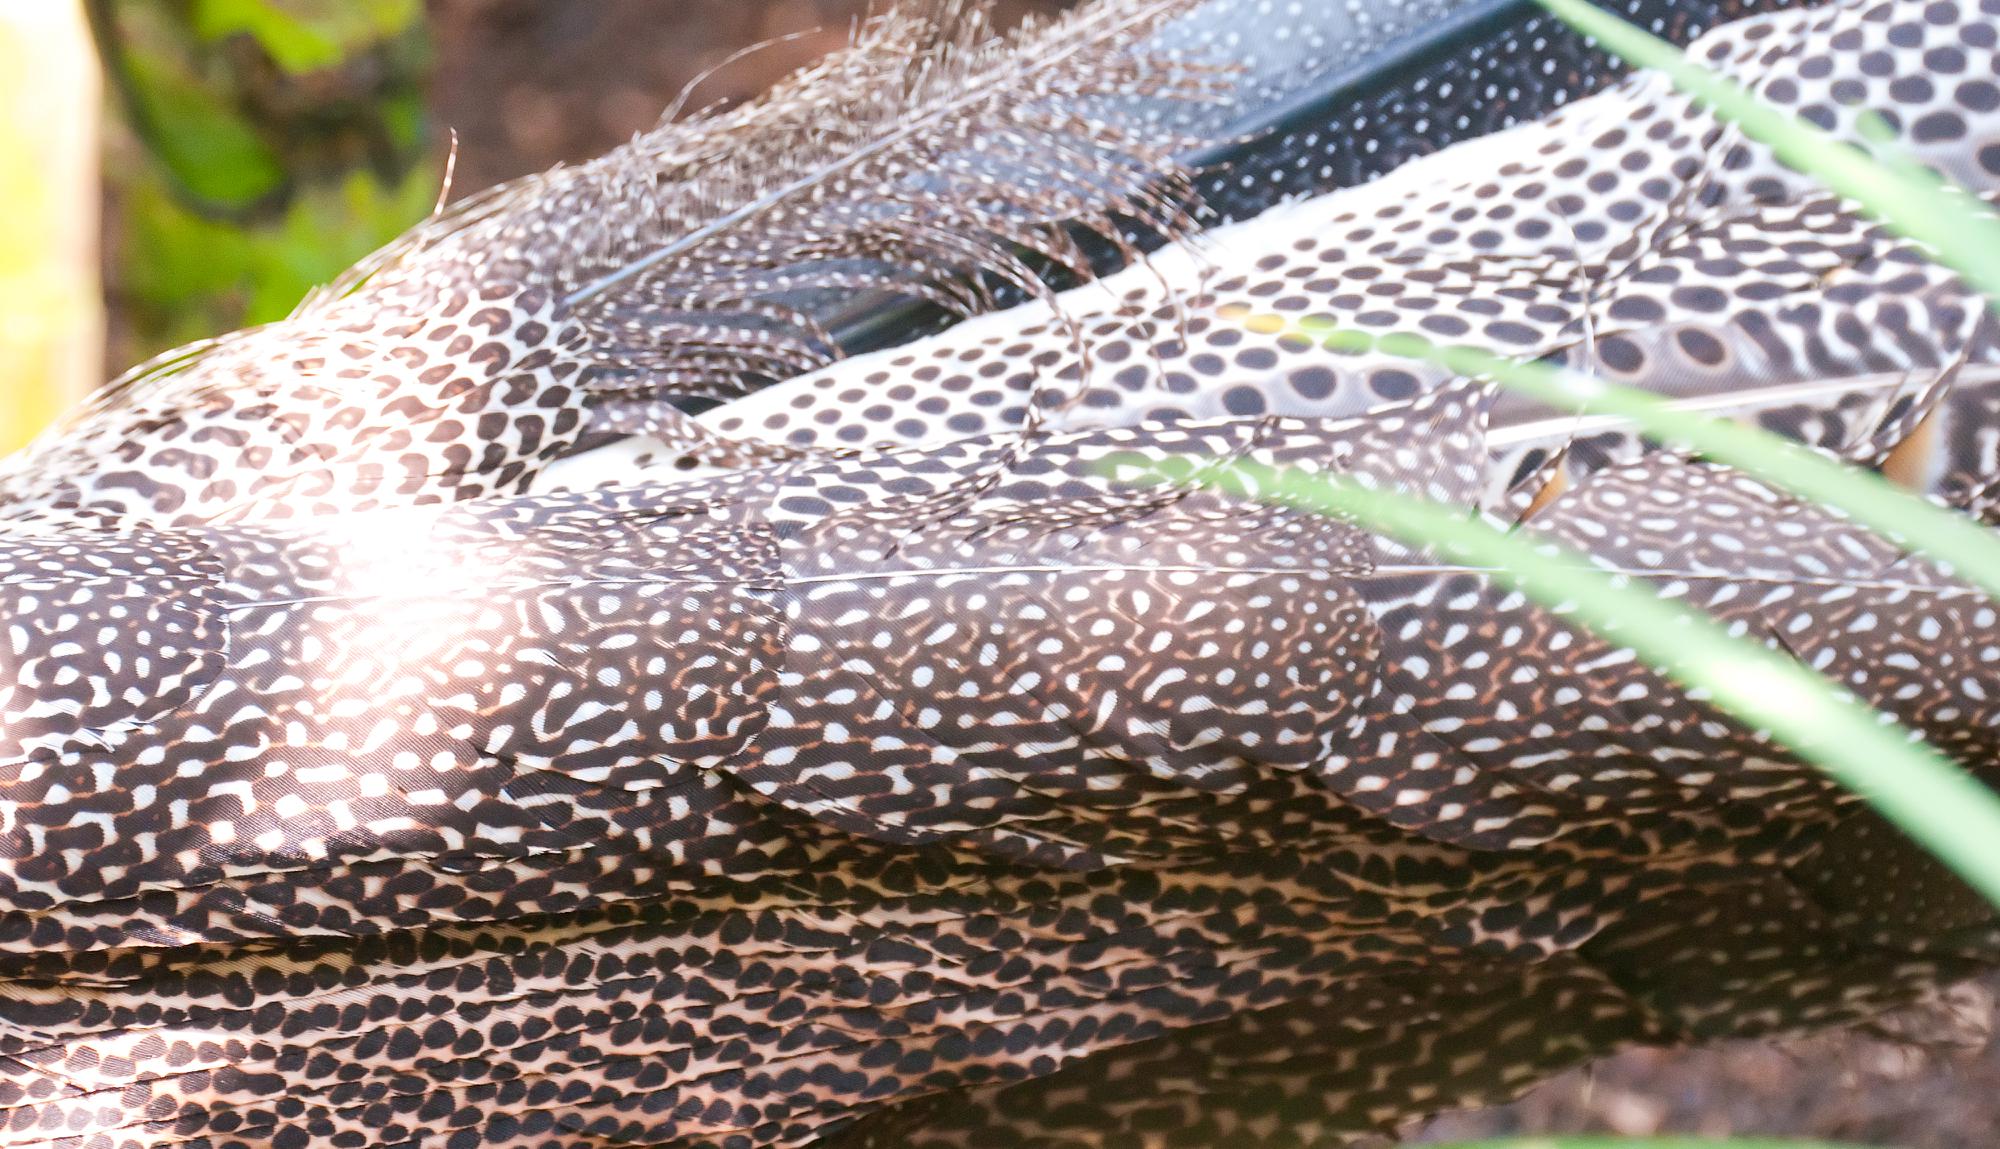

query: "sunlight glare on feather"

left=320, top=504, right=514, bottom=611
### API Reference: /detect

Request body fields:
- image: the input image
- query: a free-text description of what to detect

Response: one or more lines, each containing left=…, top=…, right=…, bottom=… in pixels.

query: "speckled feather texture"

left=1, top=0, right=2000, bottom=1147
left=651, top=0, right=2000, bottom=482
left=2, top=390, right=1999, bottom=1149
left=0, top=0, right=1786, bottom=532
left=0, top=0, right=1237, bottom=529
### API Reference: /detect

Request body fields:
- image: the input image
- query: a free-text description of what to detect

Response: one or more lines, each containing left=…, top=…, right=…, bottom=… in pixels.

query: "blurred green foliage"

left=118, top=165, right=438, bottom=354
left=87, top=0, right=436, bottom=365
left=190, top=0, right=423, bottom=75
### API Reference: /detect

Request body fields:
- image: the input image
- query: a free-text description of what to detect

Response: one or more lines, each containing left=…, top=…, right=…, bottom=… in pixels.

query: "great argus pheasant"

left=0, top=1, right=1997, bottom=1147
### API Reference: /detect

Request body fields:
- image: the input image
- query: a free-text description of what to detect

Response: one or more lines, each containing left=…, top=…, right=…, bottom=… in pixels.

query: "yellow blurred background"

left=0, top=0, right=99, bottom=453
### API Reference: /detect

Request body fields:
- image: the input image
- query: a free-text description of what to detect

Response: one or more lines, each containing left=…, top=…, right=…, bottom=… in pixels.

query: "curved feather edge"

left=318, top=0, right=1224, bottom=406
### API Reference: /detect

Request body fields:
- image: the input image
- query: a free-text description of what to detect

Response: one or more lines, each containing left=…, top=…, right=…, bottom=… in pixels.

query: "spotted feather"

left=0, top=2, right=1996, bottom=1148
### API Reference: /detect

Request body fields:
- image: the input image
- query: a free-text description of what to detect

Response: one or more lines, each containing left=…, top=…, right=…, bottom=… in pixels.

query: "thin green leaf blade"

left=1537, top=0, right=2000, bottom=308
left=1115, top=455, right=2000, bottom=908
left=1292, top=324, right=2000, bottom=605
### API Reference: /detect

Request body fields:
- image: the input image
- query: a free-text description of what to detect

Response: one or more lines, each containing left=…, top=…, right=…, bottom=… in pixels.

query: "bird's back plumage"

left=0, top=1, right=1998, bottom=1147
left=0, top=407, right=1994, bottom=1146
left=0, top=0, right=1789, bottom=530
left=680, top=0, right=1994, bottom=478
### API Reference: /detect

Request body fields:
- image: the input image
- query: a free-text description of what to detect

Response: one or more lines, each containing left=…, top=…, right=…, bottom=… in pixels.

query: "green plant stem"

left=1301, top=326, right=2000, bottom=605
left=1124, top=455, right=2000, bottom=910
left=1538, top=0, right=2000, bottom=307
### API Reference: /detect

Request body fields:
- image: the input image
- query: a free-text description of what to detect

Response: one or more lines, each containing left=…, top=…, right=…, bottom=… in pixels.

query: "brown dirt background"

left=420, top=4, right=2000, bottom=1144
left=427, top=0, right=1076, bottom=194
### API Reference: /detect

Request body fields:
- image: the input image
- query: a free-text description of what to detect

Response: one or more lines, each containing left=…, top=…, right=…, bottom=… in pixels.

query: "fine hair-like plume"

left=0, top=0, right=1225, bottom=527
left=344, top=0, right=1221, bottom=403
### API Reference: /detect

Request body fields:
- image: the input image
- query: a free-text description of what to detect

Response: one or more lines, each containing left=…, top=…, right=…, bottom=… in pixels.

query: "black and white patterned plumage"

left=0, top=2, right=1998, bottom=1148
